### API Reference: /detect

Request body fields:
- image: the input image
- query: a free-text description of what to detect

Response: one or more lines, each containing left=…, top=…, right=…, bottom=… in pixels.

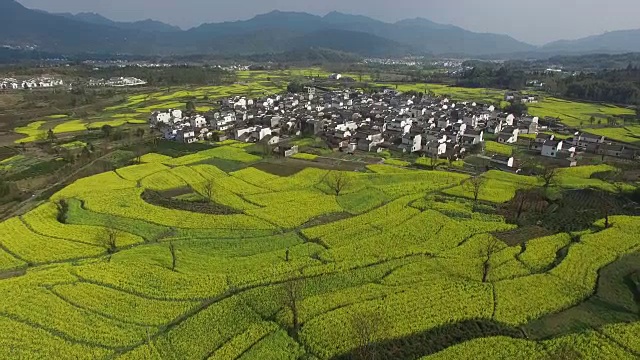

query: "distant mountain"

left=56, top=11, right=181, bottom=32
left=0, top=1, right=547, bottom=57
left=0, top=0, right=161, bottom=54
left=188, top=11, right=535, bottom=56
left=543, top=29, right=640, bottom=53
left=291, top=29, right=414, bottom=57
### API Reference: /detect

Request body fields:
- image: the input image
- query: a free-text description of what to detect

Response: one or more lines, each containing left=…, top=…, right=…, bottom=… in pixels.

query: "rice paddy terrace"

left=0, top=144, right=638, bottom=359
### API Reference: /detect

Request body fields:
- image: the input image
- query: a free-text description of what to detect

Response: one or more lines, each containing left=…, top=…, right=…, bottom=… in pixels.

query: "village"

left=149, top=84, right=638, bottom=171
left=0, top=76, right=64, bottom=90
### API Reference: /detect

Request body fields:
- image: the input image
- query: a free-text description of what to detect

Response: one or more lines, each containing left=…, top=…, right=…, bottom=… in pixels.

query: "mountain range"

left=3, top=0, right=640, bottom=57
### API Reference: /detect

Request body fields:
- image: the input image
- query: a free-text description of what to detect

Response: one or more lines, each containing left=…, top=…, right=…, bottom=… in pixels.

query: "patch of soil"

left=142, top=189, right=240, bottom=215
left=499, top=188, right=640, bottom=233
left=494, top=226, right=554, bottom=246
left=301, top=212, right=352, bottom=229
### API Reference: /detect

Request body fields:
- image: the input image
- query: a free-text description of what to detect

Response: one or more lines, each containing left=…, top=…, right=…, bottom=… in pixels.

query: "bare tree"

left=480, top=237, right=503, bottom=283
left=604, top=168, right=626, bottom=195
left=282, top=278, right=305, bottom=339
left=100, top=227, right=118, bottom=262
left=134, top=145, right=145, bottom=164
left=539, top=165, right=559, bottom=188
left=597, top=191, right=616, bottom=229
left=513, top=187, right=542, bottom=222
left=169, top=242, right=177, bottom=271
left=351, top=310, right=388, bottom=360
left=465, top=175, right=485, bottom=208
left=429, top=153, right=439, bottom=170
left=202, top=179, right=215, bottom=202
left=325, top=171, right=351, bottom=196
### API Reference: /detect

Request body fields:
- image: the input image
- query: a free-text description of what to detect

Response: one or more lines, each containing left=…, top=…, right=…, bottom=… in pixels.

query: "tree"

left=101, top=124, right=113, bottom=138
left=134, top=145, right=145, bottom=164
left=429, top=153, right=439, bottom=170
left=287, top=81, right=304, bottom=94
left=465, top=175, right=485, bottom=208
left=539, top=165, right=559, bottom=188
left=100, top=227, right=118, bottom=261
left=186, top=100, right=196, bottom=113
left=504, top=101, right=528, bottom=116
left=480, top=236, right=503, bottom=283
left=351, top=310, right=389, bottom=360
left=325, top=171, right=351, bottom=196
left=589, top=116, right=596, bottom=125
left=169, top=242, right=177, bottom=271
left=282, top=278, right=305, bottom=338
left=46, top=129, right=56, bottom=143
left=203, top=179, right=215, bottom=202
left=135, top=128, right=145, bottom=138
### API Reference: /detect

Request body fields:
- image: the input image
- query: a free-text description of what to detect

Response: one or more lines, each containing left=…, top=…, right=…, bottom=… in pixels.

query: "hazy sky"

left=17, top=0, right=640, bottom=45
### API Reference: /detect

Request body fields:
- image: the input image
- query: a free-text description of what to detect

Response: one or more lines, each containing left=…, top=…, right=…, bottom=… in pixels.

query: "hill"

left=543, top=29, right=640, bottom=53
left=56, top=12, right=182, bottom=32
left=4, top=1, right=535, bottom=56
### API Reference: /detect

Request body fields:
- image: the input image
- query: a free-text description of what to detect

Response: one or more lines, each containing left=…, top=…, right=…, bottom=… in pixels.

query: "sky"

left=17, top=0, right=640, bottom=45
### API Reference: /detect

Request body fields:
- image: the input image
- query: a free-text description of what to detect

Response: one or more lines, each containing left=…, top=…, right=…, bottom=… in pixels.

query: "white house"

left=497, top=127, right=519, bottom=144
left=401, top=134, right=422, bottom=153
left=213, top=111, right=236, bottom=131
left=171, top=109, right=183, bottom=120
left=151, top=112, right=172, bottom=126
left=437, top=117, right=451, bottom=129
left=189, top=115, right=207, bottom=129
left=385, top=119, right=411, bottom=134
left=424, top=140, right=447, bottom=156
left=572, top=133, right=605, bottom=148
left=542, top=140, right=563, bottom=158
left=462, top=116, right=478, bottom=128
left=176, top=129, right=196, bottom=144
left=462, top=129, right=484, bottom=145
left=491, top=155, right=515, bottom=168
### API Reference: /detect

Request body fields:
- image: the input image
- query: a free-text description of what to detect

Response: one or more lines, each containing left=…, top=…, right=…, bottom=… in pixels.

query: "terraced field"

left=0, top=143, right=637, bottom=359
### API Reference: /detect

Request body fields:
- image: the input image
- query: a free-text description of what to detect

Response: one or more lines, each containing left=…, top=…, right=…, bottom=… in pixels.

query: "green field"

left=587, top=126, right=640, bottom=146
left=527, top=97, right=635, bottom=128
left=0, top=140, right=637, bottom=359
left=484, top=141, right=514, bottom=156
left=383, top=83, right=505, bottom=104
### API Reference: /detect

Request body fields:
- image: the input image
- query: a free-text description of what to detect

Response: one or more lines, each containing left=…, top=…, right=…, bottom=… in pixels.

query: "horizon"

left=15, top=0, right=640, bottom=45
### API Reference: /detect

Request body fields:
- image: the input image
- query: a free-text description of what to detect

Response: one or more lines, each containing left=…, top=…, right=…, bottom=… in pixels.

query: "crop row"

left=81, top=187, right=275, bottom=230
left=518, top=233, right=572, bottom=272
left=300, top=280, right=493, bottom=359
left=22, top=202, right=144, bottom=248
left=53, top=282, right=198, bottom=326
left=0, top=315, right=110, bottom=359
left=0, top=218, right=103, bottom=264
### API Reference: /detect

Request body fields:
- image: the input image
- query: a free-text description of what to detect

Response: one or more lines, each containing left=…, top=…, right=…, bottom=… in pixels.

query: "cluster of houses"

left=505, top=92, right=539, bottom=104
left=149, top=87, right=637, bottom=166
left=88, top=77, right=147, bottom=87
left=0, top=77, right=64, bottom=90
